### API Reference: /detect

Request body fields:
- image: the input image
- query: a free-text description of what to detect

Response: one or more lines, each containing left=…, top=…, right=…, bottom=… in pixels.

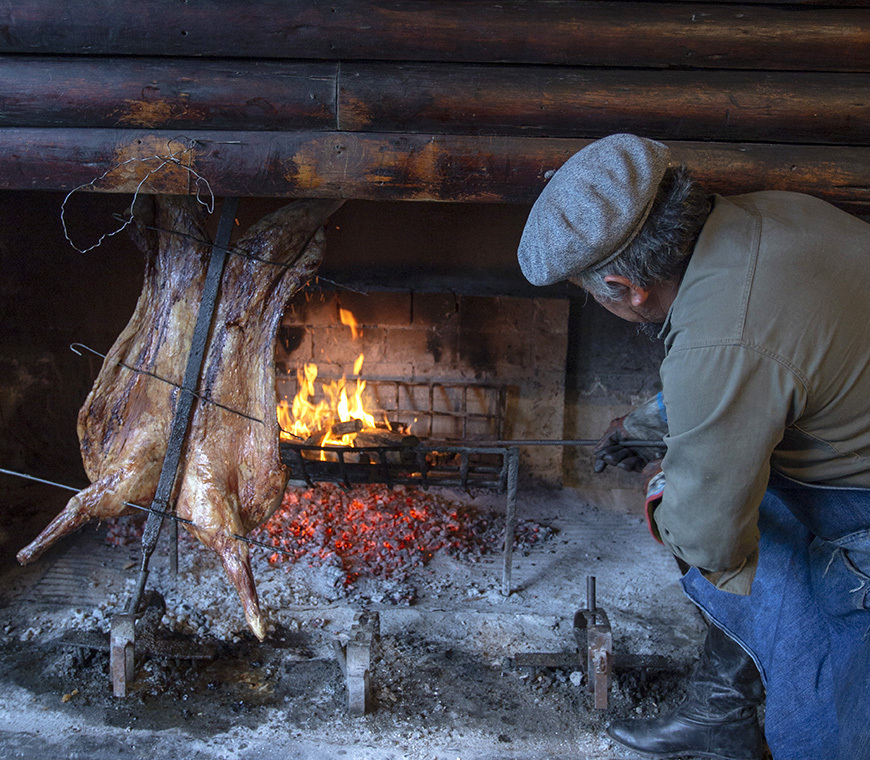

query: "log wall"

left=0, top=0, right=868, bottom=211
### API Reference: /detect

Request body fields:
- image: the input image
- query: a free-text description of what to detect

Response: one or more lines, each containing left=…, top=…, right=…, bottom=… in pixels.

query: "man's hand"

left=593, top=393, right=668, bottom=473
left=593, top=416, right=665, bottom=472
left=594, top=415, right=651, bottom=472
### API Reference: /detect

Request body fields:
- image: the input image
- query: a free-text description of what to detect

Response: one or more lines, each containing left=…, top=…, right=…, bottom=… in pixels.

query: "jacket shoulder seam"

left=736, top=204, right=762, bottom=342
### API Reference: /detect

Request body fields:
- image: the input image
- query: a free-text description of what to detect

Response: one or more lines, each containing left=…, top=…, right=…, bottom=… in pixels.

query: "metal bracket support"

left=110, top=198, right=238, bottom=697
left=334, top=611, right=380, bottom=716
left=110, top=613, right=136, bottom=697
left=127, top=196, right=240, bottom=613
left=574, top=575, right=612, bottom=709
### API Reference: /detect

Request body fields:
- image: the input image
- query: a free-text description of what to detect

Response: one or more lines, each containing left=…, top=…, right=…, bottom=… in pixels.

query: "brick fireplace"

left=276, top=289, right=570, bottom=486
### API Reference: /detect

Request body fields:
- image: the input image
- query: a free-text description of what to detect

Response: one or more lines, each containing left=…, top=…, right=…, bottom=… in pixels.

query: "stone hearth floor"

left=0, top=482, right=712, bottom=760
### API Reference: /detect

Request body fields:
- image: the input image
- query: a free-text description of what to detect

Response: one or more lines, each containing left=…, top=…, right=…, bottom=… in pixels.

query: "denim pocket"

left=811, top=531, right=870, bottom=613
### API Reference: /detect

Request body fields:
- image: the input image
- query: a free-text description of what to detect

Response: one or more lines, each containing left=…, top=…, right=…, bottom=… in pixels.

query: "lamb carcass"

left=18, top=195, right=342, bottom=640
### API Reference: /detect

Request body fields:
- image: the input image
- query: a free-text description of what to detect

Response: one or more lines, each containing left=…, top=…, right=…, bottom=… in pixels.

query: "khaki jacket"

left=655, top=192, right=870, bottom=594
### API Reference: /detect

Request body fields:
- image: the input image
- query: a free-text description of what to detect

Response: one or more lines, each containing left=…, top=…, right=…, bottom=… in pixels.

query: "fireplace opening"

left=275, top=289, right=570, bottom=487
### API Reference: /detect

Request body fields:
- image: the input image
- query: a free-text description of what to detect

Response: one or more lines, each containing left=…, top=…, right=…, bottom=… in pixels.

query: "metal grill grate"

left=281, top=441, right=508, bottom=491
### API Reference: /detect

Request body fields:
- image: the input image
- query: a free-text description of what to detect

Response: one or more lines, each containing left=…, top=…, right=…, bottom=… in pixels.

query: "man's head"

left=517, top=134, right=710, bottom=324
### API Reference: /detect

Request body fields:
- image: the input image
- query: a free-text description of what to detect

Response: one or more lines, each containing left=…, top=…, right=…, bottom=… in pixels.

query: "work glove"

left=642, top=459, right=665, bottom=544
left=593, top=393, right=668, bottom=473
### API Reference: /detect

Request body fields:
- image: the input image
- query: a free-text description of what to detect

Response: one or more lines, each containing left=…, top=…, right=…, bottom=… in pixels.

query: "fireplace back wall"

left=277, top=289, right=569, bottom=485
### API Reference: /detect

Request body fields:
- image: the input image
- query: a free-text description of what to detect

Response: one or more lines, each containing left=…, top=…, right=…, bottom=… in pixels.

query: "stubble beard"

left=636, top=322, right=662, bottom=339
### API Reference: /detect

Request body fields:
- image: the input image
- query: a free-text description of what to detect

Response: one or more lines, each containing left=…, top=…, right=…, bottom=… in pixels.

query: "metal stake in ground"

left=501, top=446, right=520, bottom=596
left=574, top=575, right=613, bottom=709
left=333, top=611, right=380, bottom=716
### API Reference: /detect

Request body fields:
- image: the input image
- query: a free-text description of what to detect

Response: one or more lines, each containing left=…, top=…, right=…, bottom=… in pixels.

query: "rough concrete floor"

left=0, top=481, right=709, bottom=760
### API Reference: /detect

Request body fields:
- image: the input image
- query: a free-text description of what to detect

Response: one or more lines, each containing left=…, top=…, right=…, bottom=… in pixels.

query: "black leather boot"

left=607, top=625, right=765, bottom=760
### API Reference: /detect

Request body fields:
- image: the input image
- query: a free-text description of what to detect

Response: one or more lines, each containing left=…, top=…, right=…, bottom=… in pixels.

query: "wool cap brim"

left=517, top=134, right=670, bottom=286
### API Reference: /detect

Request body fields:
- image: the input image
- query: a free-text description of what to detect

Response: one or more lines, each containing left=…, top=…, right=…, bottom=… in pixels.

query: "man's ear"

left=603, top=274, right=650, bottom=306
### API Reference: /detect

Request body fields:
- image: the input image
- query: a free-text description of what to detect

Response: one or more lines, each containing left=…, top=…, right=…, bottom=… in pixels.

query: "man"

left=517, top=134, right=870, bottom=760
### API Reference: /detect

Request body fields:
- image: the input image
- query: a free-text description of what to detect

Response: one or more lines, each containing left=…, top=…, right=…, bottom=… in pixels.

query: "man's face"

left=588, top=290, right=650, bottom=323
left=570, top=275, right=675, bottom=326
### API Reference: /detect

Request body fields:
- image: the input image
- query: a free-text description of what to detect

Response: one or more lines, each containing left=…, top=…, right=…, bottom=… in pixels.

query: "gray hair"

left=574, top=166, right=711, bottom=302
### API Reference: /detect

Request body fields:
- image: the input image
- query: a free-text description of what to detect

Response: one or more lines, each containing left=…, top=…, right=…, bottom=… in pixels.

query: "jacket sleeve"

left=655, top=342, right=807, bottom=594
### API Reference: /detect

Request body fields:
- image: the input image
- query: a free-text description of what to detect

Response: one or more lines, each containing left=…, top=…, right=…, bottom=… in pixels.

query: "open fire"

left=276, top=309, right=404, bottom=452
left=254, top=308, right=548, bottom=599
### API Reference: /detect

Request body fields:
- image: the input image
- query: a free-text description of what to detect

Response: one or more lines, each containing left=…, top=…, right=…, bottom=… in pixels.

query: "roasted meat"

left=18, top=195, right=342, bottom=639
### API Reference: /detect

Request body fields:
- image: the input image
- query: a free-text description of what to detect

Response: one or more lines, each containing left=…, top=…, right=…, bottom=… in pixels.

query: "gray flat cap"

left=517, top=134, right=670, bottom=286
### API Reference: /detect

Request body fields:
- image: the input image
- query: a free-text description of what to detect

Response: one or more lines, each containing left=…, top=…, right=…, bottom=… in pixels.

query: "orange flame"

left=277, top=309, right=377, bottom=450
left=339, top=307, right=360, bottom=339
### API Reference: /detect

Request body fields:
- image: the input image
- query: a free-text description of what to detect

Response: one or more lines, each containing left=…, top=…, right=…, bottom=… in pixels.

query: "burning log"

left=17, top=194, right=343, bottom=640
left=353, top=431, right=419, bottom=449
left=303, top=419, right=364, bottom=447
left=330, top=419, right=365, bottom=438
left=298, top=427, right=418, bottom=463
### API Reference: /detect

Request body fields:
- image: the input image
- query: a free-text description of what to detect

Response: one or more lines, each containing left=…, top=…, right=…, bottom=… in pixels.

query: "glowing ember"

left=251, top=484, right=550, bottom=590
left=104, top=484, right=552, bottom=606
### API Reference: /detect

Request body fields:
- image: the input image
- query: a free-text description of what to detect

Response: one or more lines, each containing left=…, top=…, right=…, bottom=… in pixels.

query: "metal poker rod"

left=70, top=342, right=304, bottom=441
left=71, top=345, right=664, bottom=450
left=70, top=343, right=270, bottom=429
left=463, top=439, right=663, bottom=447
left=0, top=467, right=298, bottom=560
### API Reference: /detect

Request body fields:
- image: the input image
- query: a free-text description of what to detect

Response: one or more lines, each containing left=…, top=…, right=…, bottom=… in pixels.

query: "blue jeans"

left=681, top=473, right=870, bottom=760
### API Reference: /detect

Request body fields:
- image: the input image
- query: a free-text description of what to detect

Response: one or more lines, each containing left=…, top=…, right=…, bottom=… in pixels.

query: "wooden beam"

left=2, top=57, right=867, bottom=147
left=339, top=64, right=870, bottom=145
left=1, top=129, right=868, bottom=214
left=1, top=1, right=867, bottom=72
left=0, top=58, right=338, bottom=131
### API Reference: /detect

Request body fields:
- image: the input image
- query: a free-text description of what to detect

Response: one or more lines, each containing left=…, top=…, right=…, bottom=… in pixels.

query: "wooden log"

left=340, top=64, right=870, bottom=145
left=0, top=57, right=337, bottom=131
left=301, top=420, right=365, bottom=447
left=332, top=419, right=365, bottom=437
left=353, top=431, right=420, bottom=448
left=0, top=128, right=868, bottom=214
left=0, top=1, right=868, bottom=72
left=2, top=57, right=867, bottom=147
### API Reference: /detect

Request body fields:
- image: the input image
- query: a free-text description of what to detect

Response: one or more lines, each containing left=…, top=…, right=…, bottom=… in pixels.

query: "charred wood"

left=301, top=420, right=364, bottom=447
left=353, top=431, right=420, bottom=449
